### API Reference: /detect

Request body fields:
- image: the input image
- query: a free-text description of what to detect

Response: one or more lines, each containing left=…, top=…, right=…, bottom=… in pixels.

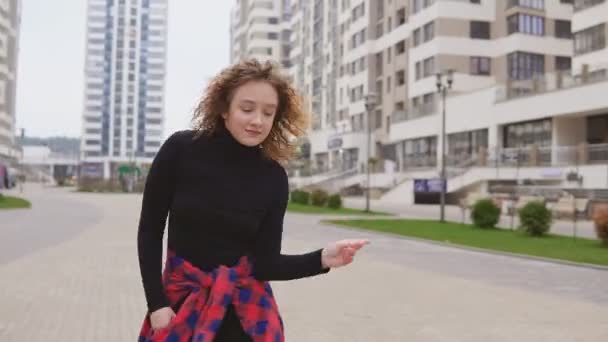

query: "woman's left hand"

left=321, top=239, right=370, bottom=269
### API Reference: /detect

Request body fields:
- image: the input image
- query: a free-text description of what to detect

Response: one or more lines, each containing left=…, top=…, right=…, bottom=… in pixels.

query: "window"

left=387, top=47, right=392, bottom=63
left=508, top=52, right=545, bottom=80
left=555, top=20, right=572, bottom=38
left=504, top=119, right=552, bottom=148
left=375, top=52, right=383, bottom=76
left=448, top=129, right=488, bottom=157
left=350, top=29, right=366, bottom=49
left=555, top=56, right=571, bottom=71
left=395, top=40, right=406, bottom=54
left=412, top=0, right=436, bottom=13
left=507, top=0, right=545, bottom=9
left=396, top=8, right=406, bottom=26
left=375, top=110, right=382, bottom=129
left=352, top=3, right=365, bottom=22
left=413, top=28, right=421, bottom=46
left=268, top=32, right=278, bottom=40
left=423, top=22, right=435, bottom=42
left=423, top=57, right=435, bottom=77
left=376, top=22, right=384, bottom=38
left=377, top=0, right=384, bottom=19
left=470, top=21, right=490, bottom=39
left=470, top=56, right=491, bottom=75
left=574, top=0, right=604, bottom=12
left=396, top=70, right=406, bottom=85
left=574, top=24, right=606, bottom=55
left=416, top=62, right=422, bottom=80
left=387, top=76, right=391, bottom=92
left=470, top=0, right=481, bottom=3
left=507, top=14, right=545, bottom=36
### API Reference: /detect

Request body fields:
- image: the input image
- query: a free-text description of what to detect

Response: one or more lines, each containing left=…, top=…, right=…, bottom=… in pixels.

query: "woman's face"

left=222, top=80, right=278, bottom=147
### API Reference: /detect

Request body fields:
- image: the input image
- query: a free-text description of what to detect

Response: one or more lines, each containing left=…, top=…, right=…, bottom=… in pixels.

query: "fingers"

left=337, top=239, right=370, bottom=251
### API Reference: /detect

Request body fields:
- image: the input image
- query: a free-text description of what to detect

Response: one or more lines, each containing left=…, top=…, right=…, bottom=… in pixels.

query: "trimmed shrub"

left=327, top=194, right=342, bottom=209
left=311, top=189, right=329, bottom=207
left=592, top=207, right=608, bottom=246
left=518, top=201, right=552, bottom=236
left=290, top=190, right=310, bottom=205
left=471, top=199, right=501, bottom=229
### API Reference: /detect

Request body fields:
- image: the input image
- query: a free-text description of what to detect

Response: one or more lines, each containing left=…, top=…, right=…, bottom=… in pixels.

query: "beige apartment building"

left=231, top=0, right=608, bottom=202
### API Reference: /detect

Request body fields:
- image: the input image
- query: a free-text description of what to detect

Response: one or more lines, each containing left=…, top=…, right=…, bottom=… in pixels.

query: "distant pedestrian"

left=136, top=59, right=369, bottom=342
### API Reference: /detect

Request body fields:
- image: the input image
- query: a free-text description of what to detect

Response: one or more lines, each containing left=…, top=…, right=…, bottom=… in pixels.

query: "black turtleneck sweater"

left=137, top=128, right=329, bottom=335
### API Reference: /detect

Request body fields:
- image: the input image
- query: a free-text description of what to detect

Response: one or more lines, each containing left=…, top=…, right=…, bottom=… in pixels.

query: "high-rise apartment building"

left=80, top=0, right=168, bottom=179
left=231, top=1, right=608, bottom=201
left=0, top=0, right=21, bottom=166
left=230, top=0, right=293, bottom=68
left=288, top=0, right=577, bottom=172
left=572, top=0, right=607, bottom=75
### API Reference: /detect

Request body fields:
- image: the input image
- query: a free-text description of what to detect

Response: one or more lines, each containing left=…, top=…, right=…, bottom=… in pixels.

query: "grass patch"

left=287, top=203, right=390, bottom=216
left=0, top=195, right=31, bottom=209
left=327, top=219, right=608, bottom=267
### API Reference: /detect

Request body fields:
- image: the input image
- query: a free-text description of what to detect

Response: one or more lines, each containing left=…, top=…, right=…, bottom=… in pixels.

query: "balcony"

left=391, top=102, right=437, bottom=123
left=496, top=65, right=608, bottom=102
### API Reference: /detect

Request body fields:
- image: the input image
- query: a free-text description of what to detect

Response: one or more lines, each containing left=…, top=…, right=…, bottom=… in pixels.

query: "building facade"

left=0, top=0, right=21, bottom=166
left=230, top=0, right=293, bottom=68
left=231, top=0, right=608, bottom=197
left=80, top=0, right=168, bottom=179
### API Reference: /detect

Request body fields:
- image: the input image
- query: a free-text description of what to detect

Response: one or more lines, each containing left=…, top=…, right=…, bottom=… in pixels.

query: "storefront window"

left=503, top=119, right=552, bottom=148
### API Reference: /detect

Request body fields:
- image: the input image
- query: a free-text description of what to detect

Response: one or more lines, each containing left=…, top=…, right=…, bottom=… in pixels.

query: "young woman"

left=137, top=59, right=369, bottom=342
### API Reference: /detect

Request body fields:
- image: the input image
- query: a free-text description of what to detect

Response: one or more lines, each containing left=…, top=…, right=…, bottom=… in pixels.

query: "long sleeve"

left=137, top=131, right=186, bottom=312
left=252, top=166, right=330, bottom=281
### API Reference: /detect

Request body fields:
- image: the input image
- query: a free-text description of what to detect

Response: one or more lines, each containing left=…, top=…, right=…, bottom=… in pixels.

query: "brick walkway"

left=1, top=185, right=607, bottom=341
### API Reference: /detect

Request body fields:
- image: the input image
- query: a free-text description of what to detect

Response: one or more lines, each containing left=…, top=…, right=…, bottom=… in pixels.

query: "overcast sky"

left=15, top=0, right=233, bottom=138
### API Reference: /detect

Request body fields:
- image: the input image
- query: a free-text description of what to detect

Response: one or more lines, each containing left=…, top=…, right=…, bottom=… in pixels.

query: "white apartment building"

left=0, top=0, right=21, bottom=166
left=230, top=0, right=608, bottom=202
left=230, top=0, right=293, bottom=68
left=80, top=0, right=168, bottom=179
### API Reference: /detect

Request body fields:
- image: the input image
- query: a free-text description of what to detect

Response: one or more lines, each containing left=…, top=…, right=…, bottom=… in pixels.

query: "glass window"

left=574, top=23, right=606, bottom=55
left=470, top=21, right=490, bottom=39
left=555, top=20, right=572, bottom=39
left=470, top=56, right=491, bottom=75
left=508, top=51, right=545, bottom=80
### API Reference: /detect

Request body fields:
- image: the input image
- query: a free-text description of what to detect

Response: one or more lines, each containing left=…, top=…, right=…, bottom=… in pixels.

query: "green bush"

left=471, top=199, right=501, bottom=229
left=327, top=194, right=342, bottom=209
left=290, top=190, right=310, bottom=205
left=311, top=189, right=329, bottom=207
left=519, top=201, right=552, bottom=236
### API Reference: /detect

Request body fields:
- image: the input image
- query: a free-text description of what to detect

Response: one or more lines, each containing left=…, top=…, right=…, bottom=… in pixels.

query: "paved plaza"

left=0, top=184, right=607, bottom=341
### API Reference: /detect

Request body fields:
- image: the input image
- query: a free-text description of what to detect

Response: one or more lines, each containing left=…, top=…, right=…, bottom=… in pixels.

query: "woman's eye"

left=242, top=108, right=253, bottom=112
left=264, top=112, right=274, bottom=117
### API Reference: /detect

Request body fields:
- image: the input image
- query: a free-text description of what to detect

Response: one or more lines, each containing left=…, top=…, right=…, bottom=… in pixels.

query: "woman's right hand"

left=149, top=307, right=176, bottom=331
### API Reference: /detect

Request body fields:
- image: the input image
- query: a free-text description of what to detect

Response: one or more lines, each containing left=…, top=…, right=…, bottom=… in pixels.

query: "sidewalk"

left=343, top=197, right=598, bottom=239
left=1, top=186, right=607, bottom=341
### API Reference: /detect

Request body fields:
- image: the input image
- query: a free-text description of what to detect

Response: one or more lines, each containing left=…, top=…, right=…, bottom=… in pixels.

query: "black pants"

left=214, top=304, right=252, bottom=341
left=174, top=295, right=251, bottom=341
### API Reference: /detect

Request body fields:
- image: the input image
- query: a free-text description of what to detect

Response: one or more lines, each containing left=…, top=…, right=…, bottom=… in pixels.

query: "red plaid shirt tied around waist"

left=138, top=250, right=284, bottom=342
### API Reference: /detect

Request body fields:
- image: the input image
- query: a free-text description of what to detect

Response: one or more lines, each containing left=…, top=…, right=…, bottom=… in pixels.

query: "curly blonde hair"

left=192, top=59, right=309, bottom=162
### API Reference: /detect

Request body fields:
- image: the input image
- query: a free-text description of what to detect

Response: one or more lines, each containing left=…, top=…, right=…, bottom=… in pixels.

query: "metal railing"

left=443, top=143, right=608, bottom=171
left=391, top=103, right=437, bottom=123
left=496, top=66, right=608, bottom=102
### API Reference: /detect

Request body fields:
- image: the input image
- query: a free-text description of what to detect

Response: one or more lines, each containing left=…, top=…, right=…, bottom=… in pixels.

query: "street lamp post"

left=364, top=93, right=377, bottom=213
left=436, top=69, right=454, bottom=223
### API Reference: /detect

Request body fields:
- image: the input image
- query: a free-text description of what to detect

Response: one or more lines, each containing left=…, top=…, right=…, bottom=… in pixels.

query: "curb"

left=320, top=221, right=608, bottom=272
